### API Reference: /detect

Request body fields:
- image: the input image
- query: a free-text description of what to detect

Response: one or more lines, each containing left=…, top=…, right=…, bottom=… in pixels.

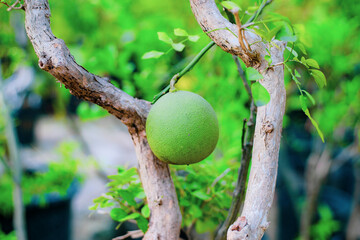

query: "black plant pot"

left=0, top=180, right=78, bottom=240
left=0, top=198, right=71, bottom=240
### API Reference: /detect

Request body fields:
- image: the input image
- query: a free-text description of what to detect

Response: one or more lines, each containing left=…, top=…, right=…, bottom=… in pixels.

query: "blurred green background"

left=0, top=0, right=359, bottom=239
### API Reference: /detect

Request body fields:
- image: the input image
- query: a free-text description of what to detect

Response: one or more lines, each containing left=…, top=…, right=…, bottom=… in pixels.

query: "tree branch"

left=152, top=40, right=215, bottom=103
left=190, top=0, right=265, bottom=68
left=23, top=1, right=182, bottom=239
left=190, top=1, right=286, bottom=239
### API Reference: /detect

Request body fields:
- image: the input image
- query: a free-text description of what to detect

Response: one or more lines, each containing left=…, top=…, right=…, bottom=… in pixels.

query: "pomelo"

left=146, top=90, right=219, bottom=165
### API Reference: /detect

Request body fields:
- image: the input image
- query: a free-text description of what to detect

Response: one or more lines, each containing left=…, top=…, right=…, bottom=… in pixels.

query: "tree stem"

left=152, top=41, right=215, bottom=103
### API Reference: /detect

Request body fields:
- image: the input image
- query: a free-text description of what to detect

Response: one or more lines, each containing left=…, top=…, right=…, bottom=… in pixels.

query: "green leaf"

left=266, top=24, right=283, bottom=41
left=110, top=208, right=128, bottom=222
left=301, top=56, right=309, bottom=68
left=302, top=90, right=316, bottom=105
left=264, top=55, right=272, bottom=65
left=174, top=28, right=188, bottom=36
left=267, top=12, right=291, bottom=25
left=299, top=95, right=308, bottom=112
left=188, top=35, right=200, bottom=42
left=117, top=189, right=137, bottom=206
left=286, top=46, right=298, bottom=58
left=303, top=108, right=324, bottom=142
left=136, top=215, right=149, bottom=233
left=294, top=69, right=301, bottom=78
left=188, top=204, right=203, bottom=218
left=221, top=1, right=241, bottom=11
left=252, top=27, right=267, bottom=40
left=118, top=167, right=138, bottom=179
left=296, top=42, right=307, bottom=55
left=278, top=23, right=297, bottom=42
left=135, top=191, right=146, bottom=199
left=305, top=58, right=320, bottom=69
left=142, top=51, right=164, bottom=59
left=171, top=42, right=185, bottom=52
left=245, top=67, right=263, bottom=81
left=141, top=204, right=150, bottom=218
left=119, top=212, right=141, bottom=222
left=310, top=69, right=327, bottom=88
left=89, top=204, right=98, bottom=211
left=251, top=82, right=271, bottom=107
left=157, top=32, right=173, bottom=44
left=192, top=190, right=211, bottom=200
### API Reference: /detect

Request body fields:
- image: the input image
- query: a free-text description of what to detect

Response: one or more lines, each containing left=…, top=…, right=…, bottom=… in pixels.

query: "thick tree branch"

left=190, top=1, right=286, bottom=239
left=23, top=0, right=182, bottom=239
left=190, top=0, right=266, bottom=68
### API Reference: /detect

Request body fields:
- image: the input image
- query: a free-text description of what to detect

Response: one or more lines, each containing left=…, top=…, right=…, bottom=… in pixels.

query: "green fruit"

left=146, top=90, right=219, bottom=165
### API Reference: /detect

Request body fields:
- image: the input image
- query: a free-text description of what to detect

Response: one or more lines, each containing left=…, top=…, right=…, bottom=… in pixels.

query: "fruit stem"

left=152, top=41, right=216, bottom=103
left=169, top=74, right=179, bottom=92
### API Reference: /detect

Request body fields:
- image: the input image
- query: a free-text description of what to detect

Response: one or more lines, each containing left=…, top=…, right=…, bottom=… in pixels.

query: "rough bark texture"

left=131, top=130, right=182, bottom=240
left=23, top=0, right=181, bottom=239
left=190, top=1, right=286, bottom=239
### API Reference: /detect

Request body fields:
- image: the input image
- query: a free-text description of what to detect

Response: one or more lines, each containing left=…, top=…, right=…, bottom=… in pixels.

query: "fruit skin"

left=146, top=90, right=219, bottom=165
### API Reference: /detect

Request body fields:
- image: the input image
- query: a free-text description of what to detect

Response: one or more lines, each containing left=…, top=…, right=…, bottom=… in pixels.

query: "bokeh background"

left=0, top=0, right=359, bottom=239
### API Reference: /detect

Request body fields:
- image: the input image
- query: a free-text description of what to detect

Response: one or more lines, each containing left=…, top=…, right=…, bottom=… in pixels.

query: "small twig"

left=233, top=10, right=248, bottom=53
left=270, top=61, right=285, bottom=68
left=0, top=1, right=10, bottom=7
left=112, top=230, right=144, bottom=240
left=1, top=0, right=25, bottom=11
left=152, top=41, right=216, bottom=103
left=245, top=0, right=273, bottom=24
left=207, top=168, right=232, bottom=194
left=232, top=55, right=252, bottom=99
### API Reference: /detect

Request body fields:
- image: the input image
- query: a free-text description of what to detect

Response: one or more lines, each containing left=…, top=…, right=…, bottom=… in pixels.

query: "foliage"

left=310, top=205, right=340, bottom=240
left=0, top=230, right=16, bottom=240
left=89, top=166, right=149, bottom=233
left=172, top=159, right=235, bottom=234
left=90, top=159, right=236, bottom=235
left=0, top=142, right=82, bottom=215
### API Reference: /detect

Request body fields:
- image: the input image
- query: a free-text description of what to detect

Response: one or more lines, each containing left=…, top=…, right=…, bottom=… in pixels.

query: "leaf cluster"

left=89, top=166, right=149, bottom=233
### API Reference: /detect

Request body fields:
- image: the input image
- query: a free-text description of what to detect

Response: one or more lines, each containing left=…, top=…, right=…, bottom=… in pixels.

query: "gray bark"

left=23, top=0, right=182, bottom=239
left=190, top=1, right=286, bottom=239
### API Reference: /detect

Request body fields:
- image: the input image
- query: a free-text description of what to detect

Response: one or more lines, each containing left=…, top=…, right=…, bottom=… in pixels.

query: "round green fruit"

left=146, top=90, right=219, bottom=165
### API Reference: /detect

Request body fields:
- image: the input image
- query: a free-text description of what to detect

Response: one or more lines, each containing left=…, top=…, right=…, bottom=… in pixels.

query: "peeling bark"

left=190, top=1, right=286, bottom=239
left=23, top=0, right=181, bottom=239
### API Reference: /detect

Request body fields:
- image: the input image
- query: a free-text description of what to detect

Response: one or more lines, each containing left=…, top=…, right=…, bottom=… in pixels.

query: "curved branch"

left=190, top=1, right=286, bottom=239
left=190, top=0, right=265, bottom=68
left=23, top=0, right=182, bottom=239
